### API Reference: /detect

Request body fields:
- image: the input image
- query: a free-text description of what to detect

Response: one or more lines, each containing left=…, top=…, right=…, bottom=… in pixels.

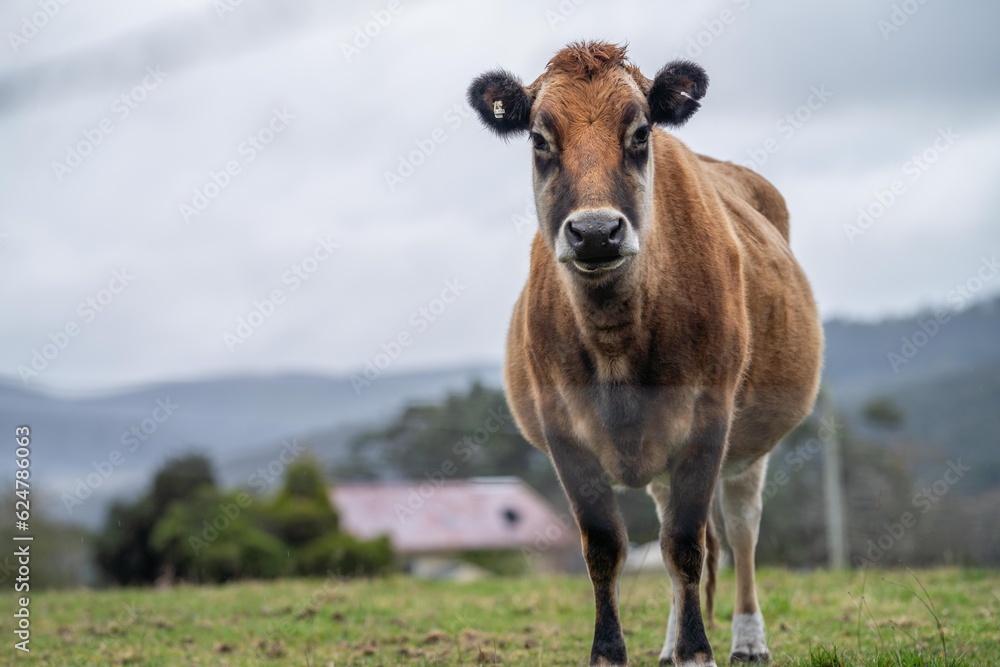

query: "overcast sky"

left=1, top=0, right=998, bottom=393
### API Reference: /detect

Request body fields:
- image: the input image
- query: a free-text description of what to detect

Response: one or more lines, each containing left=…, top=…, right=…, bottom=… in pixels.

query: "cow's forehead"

left=530, top=69, right=648, bottom=136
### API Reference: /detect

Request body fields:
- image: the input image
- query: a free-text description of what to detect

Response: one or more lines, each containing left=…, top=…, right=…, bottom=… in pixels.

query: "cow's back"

left=697, top=154, right=790, bottom=241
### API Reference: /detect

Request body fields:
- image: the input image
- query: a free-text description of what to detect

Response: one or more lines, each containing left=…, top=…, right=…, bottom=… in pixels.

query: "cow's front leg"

left=548, top=432, right=628, bottom=667
left=661, top=412, right=729, bottom=667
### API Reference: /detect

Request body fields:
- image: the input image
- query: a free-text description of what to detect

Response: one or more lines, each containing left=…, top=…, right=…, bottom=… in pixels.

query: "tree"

left=95, top=453, right=216, bottom=585
left=862, top=396, right=905, bottom=430
left=264, top=458, right=339, bottom=548
left=336, top=382, right=662, bottom=544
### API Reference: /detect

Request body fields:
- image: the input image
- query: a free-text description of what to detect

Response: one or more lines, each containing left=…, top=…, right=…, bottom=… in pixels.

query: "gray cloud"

left=1, top=0, right=998, bottom=391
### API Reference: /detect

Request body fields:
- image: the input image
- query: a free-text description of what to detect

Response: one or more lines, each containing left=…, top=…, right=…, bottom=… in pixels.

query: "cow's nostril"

left=566, top=222, right=585, bottom=247
left=608, top=218, right=625, bottom=244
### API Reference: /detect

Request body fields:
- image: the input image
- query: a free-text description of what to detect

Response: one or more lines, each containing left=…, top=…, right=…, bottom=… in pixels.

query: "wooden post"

left=821, top=389, right=847, bottom=569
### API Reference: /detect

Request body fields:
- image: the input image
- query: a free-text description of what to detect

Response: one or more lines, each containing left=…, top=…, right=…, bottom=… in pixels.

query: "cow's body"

left=469, top=42, right=823, bottom=667
left=505, top=135, right=821, bottom=485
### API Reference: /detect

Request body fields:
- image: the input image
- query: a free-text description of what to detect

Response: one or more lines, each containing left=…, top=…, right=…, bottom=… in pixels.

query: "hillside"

left=1, top=295, right=996, bottom=529
left=0, top=366, right=500, bottom=527
left=822, top=296, right=1000, bottom=491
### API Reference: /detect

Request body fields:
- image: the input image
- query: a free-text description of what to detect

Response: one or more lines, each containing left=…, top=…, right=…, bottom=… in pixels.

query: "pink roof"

left=331, top=477, right=579, bottom=554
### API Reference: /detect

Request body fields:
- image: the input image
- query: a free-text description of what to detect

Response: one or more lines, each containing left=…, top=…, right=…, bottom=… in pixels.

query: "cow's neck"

left=563, top=258, right=655, bottom=380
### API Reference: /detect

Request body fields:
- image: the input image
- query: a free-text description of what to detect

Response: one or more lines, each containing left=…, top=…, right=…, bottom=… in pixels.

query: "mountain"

left=822, top=297, right=1000, bottom=400
left=0, top=366, right=500, bottom=528
left=2, top=295, right=997, bottom=530
left=821, top=296, right=1000, bottom=493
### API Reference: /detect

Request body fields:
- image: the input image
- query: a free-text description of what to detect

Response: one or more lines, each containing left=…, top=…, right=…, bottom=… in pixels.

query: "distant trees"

left=0, top=486, right=89, bottom=590
left=336, top=382, right=663, bottom=544
left=862, top=396, right=904, bottom=430
left=95, top=454, right=392, bottom=586
left=341, top=381, right=998, bottom=568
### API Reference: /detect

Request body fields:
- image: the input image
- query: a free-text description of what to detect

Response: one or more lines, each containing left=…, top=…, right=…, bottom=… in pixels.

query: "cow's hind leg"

left=720, top=456, right=770, bottom=664
left=549, top=435, right=628, bottom=666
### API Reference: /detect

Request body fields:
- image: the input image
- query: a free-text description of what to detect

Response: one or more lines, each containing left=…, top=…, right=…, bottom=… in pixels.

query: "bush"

left=151, top=490, right=290, bottom=583
left=264, top=496, right=338, bottom=548
left=264, top=458, right=339, bottom=547
left=189, top=525, right=289, bottom=583
left=95, top=496, right=161, bottom=586
left=297, top=533, right=394, bottom=577
left=94, top=453, right=395, bottom=585
left=95, top=454, right=217, bottom=586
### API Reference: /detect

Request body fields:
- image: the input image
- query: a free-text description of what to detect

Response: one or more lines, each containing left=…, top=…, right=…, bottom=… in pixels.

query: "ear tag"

left=493, top=100, right=505, bottom=119
left=678, top=90, right=700, bottom=108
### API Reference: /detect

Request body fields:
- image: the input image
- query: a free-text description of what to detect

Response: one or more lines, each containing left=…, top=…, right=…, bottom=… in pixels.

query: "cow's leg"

left=720, top=456, right=770, bottom=664
left=548, top=434, right=628, bottom=667
left=660, top=413, right=728, bottom=667
left=647, top=482, right=678, bottom=664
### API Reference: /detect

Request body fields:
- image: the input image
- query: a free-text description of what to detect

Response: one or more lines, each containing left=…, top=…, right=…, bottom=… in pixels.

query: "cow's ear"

left=647, top=60, right=708, bottom=127
left=467, top=69, right=532, bottom=137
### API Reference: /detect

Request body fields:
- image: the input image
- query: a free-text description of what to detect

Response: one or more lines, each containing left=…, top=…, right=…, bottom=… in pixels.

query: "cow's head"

left=468, top=42, right=707, bottom=280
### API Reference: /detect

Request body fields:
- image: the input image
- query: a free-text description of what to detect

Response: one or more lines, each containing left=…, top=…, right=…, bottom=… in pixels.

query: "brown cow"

left=467, top=42, right=823, bottom=666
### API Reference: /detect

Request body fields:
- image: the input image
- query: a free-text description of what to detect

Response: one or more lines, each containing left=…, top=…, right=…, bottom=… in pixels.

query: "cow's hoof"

left=730, top=612, right=769, bottom=664
left=671, top=655, right=718, bottom=667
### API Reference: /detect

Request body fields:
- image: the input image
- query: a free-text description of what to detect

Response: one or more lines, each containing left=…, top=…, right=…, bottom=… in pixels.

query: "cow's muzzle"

left=555, top=208, right=639, bottom=274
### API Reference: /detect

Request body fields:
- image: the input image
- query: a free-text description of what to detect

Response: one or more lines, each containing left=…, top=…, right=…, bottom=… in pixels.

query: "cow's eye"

left=632, top=125, right=651, bottom=146
left=530, top=132, right=550, bottom=152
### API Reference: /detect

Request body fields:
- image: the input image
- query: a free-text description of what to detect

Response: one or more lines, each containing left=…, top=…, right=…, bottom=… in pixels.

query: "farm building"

left=330, top=477, right=581, bottom=577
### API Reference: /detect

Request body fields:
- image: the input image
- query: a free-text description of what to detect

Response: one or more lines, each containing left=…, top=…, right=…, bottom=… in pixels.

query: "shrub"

left=264, top=458, right=339, bottom=547
left=297, top=533, right=394, bottom=577
left=191, top=525, right=289, bottom=583
left=151, top=489, right=290, bottom=583
left=264, top=496, right=338, bottom=548
left=95, top=454, right=217, bottom=586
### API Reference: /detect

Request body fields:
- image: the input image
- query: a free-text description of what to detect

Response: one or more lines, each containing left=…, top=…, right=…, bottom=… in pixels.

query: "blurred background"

left=0, top=0, right=998, bottom=588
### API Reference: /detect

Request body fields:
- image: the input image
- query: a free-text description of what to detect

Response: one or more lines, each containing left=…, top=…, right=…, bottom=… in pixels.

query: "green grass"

left=6, top=568, right=999, bottom=666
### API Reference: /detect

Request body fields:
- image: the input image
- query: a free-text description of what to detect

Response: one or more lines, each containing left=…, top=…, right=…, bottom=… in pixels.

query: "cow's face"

left=469, top=42, right=708, bottom=281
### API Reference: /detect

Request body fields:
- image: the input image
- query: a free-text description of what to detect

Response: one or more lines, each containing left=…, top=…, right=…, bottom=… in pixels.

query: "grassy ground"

left=5, top=568, right=999, bottom=666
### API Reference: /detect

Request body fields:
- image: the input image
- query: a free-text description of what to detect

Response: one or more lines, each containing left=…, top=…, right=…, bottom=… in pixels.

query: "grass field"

left=6, top=568, right=1000, bottom=666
